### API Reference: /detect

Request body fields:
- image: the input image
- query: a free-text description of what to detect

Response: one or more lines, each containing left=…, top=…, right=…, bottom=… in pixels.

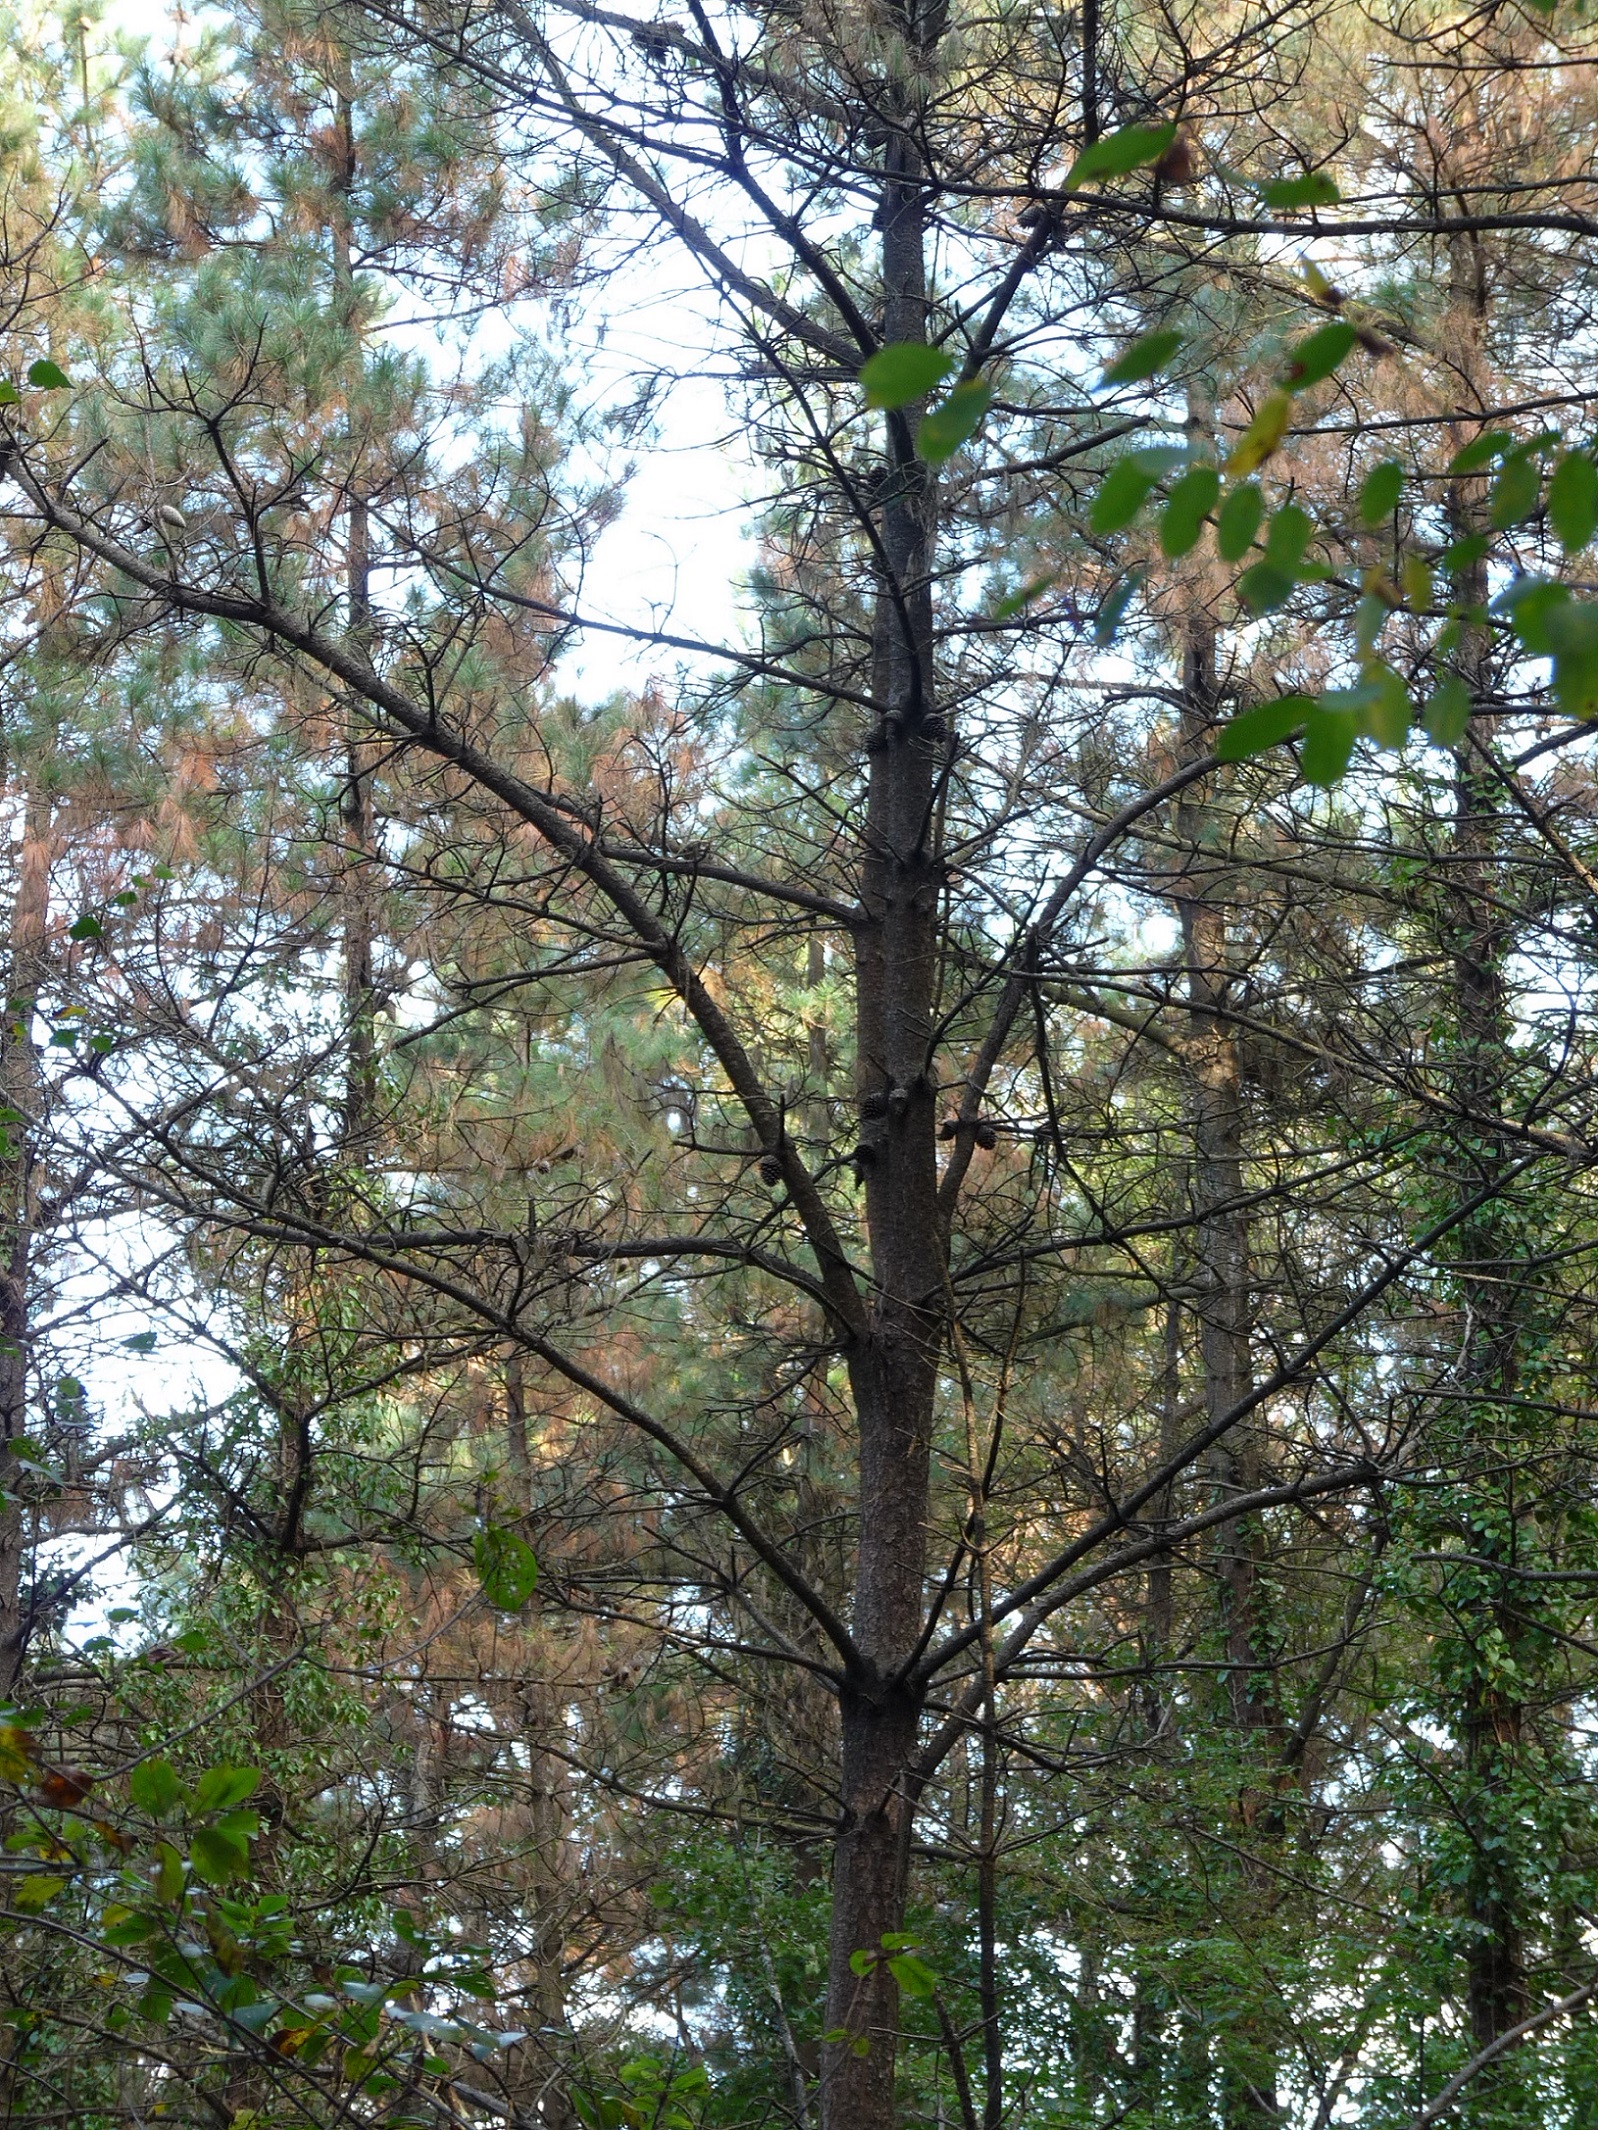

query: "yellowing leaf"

left=12, top=1872, right=67, bottom=1911
left=1226, top=392, right=1292, bottom=475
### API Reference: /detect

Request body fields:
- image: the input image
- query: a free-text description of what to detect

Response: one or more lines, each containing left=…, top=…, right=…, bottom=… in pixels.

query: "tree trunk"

left=819, top=53, right=946, bottom=2128
left=1174, top=610, right=1282, bottom=2130
left=506, top=1353, right=576, bottom=2130
left=1443, top=228, right=1527, bottom=2068
left=333, top=87, right=378, bottom=1149
left=0, top=780, right=50, bottom=1695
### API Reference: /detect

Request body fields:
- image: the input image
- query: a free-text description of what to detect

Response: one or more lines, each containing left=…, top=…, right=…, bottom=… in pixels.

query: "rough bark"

left=506, top=1352, right=576, bottom=2130
left=0, top=780, right=50, bottom=1696
left=819, top=39, right=946, bottom=2124
left=1174, top=606, right=1282, bottom=2130
left=1444, top=228, right=1527, bottom=2067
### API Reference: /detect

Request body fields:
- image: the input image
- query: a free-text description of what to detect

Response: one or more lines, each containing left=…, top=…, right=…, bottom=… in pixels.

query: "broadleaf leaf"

left=916, top=378, right=992, bottom=462
left=1063, top=122, right=1177, bottom=190
left=1260, top=170, right=1340, bottom=209
left=859, top=344, right=955, bottom=411
left=1100, top=328, right=1183, bottom=388
left=473, top=1527, right=539, bottom=1611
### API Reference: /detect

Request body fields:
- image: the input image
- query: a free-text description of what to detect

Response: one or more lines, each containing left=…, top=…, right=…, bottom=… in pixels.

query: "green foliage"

left=472, top=1525, right=539, bottom=1609
left=1549, top=449, right=1598, bottom=551
left=1158, top=463, right=1220, bottom=556
left=1063, top=121, right=1177, bottom=189
left=1089, top=447, right=1186, bottom=533
left=1100, top=328, right=1184, bottom=387
left=1281, top=320, right=1357, bottom=391
left=1216, top=479, right=1265, bottom=559
left=916, top=377, right=992, bottom=462
left=1260, top=168, right=1341, bottom=208
left=1358, top=459, right=1405, bottom=525
left=1216, top=696, right=1312, bottom=760
left=859, top=343, right=955, bottom=410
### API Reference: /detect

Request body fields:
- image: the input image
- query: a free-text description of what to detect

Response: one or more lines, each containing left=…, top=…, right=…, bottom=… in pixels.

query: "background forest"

left=6, top=0, right=1598, bottom=2121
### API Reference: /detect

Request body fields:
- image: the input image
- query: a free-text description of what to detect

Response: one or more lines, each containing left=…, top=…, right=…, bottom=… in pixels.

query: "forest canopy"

left=4, top=0, right=1598, bottom=2122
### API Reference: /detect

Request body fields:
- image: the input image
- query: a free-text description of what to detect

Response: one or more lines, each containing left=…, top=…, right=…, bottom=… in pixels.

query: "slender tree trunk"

left=1442, top=228, right=1527, bottom=2070
left=0, top=781, right=50, bottom=1695
left=1174, top=603, right=1282, bottom=2130
left=819, top=35, right=946, bottom=2123
left=506, top=1353, right=576, bottom=2130
left=333, top=88, right=378, bottom=1147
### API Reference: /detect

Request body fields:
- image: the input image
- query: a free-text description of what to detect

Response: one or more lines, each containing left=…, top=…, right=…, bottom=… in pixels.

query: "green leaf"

left=1301, top=705, right=1359, bottom=785
left=1237, top=561, right=1296, bottom=614
left=129, top=1758, right=182, bottom=1816
left=1549, top=450, right=1598, bottom=553
left=1542, top=600, right=1598, bottom=718
left=1488, top=449, right=1541, bottom=529
left=473, top=1526, right=539, bottom=1611
left=154, top=1840, right=185, bottom=1904
left=192, top=1764, right=262, bottom=1812
left=68, top=915, right=103, bottom=942
left=1422, top=675, right=1472, bottom=745
left=859, top=344, right=955, bottom=411
left=1403, top=553, right=1434, bottom=608
left=916, top=378, right=992, bottom=463
left=105, top=1909, right=158, bottom=1946
left=0, top=382, right=18, bottom=406
left=849, top=1948, right=877, bottom=1977
left=1353, top=593, right=1388, bottom=655
left=11, top=1872, right=66, bottom=1911
left=1260, top=170, right=1340, bottom=209
left=341, top=1979, right=390, bottom=2006
left=1227, top=391, right=1292, bottom=475
left=992, top=573, right=1057, bottom=620
left=1263, top=503, right=1313, bottom=570
left=1215, top=696, right=1312, bottom=761
left=123, top=1330, right=157, bottom=1352
left=1064, top=122, right=1177, bottom=190
left=1089, top=447, right=1185, bottom=535
left=1447, top=430, right=1512, bottom=476
left=26, top=359, right=69, bottom=390
left=190, top=1825, right=249, bottom=1884
left=1092, top=573, right=1141, bottom=646
left=1100, top=328, right=1183, bottom=388
left=1440, top=532, right=1489, bottom=577
left=1496, top=573, right=1569, bottom=654
left=1215, top=482, right=1265, bottom=561
left=1358, top=461, right=1404, bottom=527
left=1357, top=664, right=1411, bottom=748
left=1158, top=465, right=1220, bottom=557
left=1282, top=321, right=1357, bottom=393
left=887, top=1953, right=938, bottom=1998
